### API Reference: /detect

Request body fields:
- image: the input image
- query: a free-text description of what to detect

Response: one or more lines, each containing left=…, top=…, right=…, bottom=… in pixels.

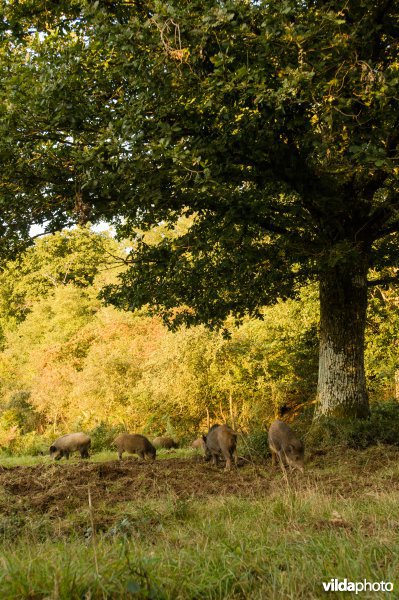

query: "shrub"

left=306, top=400, right=399, bottom=450
left=240, top=429, right=270, bottom=459
left=89, top=422, right=125, bottom=453
left=7, top=431, right=51, bottom=456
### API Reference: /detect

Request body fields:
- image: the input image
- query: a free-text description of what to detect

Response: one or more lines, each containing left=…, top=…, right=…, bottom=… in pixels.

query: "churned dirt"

left=0, top=447, right=398, bottom=518
left=0, top=458, right=271, bottom=517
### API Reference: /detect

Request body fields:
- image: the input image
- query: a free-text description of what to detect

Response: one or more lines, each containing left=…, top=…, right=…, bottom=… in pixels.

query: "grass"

left=1, top=493, right=398, bottom=599
left=90, top=447, right=200, bottom=461
left=0, top=447, right=200, bottom=467
left=0, top=447, right=398, bottom=598
left=0, top=453, right=50, bottom=468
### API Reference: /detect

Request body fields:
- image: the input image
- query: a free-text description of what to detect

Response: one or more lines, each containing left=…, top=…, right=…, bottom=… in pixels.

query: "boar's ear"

left=49, top=445, right=56, bottom=453
left=202, top=435, right=207, bottom=442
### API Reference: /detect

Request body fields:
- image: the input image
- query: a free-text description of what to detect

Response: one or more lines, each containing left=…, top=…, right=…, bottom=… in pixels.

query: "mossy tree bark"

left=316, top=255, right=370, bottom=418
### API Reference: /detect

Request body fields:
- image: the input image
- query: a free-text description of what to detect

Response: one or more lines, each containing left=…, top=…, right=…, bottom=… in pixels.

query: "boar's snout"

left=285, top=443, right=304, bottom=472
left=50, top=445, right=61, bottom=460
left=202, top=435, right=212, bottom=462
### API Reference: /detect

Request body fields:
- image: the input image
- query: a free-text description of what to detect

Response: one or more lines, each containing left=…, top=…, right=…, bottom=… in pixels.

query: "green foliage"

left=1, top=1, right=399, bottom=418
left=5, top=391, right=42, bottom=433
left=2, top=228, right=399, bottom=448
left=2, top=1, right=398, bottom=296
left=5, top=431, right=50, bottom=457
left=365, top=285, right=399, bottom=396
left=308, top=401, right=399, bottom=450
left=0, top=228, right=320, bottom=441
left=0, top=281, right=319, bottom=445
left=89, top=422, right=124, bottom=453
left=241, top=429, right=270, bottom=459
left=0, top=226, right=124, bottom=331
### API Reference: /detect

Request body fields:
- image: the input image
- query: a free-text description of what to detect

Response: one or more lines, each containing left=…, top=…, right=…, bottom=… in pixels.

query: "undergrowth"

left=303, top=400, right=399, bottom=451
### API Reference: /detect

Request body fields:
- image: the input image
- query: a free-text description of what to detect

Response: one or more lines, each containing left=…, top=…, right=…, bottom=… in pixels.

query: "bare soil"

left=0, top=447, right=398, bottom=518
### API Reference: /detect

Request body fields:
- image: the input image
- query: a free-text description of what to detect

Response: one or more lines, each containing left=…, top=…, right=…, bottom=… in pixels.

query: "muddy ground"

left=0, top=447, right=399, bottom=518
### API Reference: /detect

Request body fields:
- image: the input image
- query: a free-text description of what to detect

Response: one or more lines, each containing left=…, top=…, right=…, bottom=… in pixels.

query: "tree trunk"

left=229, top=391, right=236, bottom=430
left=316, top=258, right=370, bottom=418
left=395, top=370, right=399, bottom=402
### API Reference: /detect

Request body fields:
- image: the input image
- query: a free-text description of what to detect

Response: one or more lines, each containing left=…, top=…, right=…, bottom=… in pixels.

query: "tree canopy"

left=1, top=0, right=399, bottom=416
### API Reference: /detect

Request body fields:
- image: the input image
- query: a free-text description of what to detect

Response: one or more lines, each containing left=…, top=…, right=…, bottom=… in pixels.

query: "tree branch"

left=367, top=274, right=399, bottom=287
left=371, top=219, right=399, bottom=240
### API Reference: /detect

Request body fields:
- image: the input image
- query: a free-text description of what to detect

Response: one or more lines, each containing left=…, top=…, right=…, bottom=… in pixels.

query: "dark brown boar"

left=152, top=436, right=179, bottom=449
left=202, top=424, right=237, bottom=470
left=49, top=432, right=91, bottom=460
left=268, top=420, right=304, bottom=472
left=114, top=433, right=156, bottom=460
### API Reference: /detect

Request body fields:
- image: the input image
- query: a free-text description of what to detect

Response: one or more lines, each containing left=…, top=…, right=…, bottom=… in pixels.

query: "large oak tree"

left=1, top=0, right=399, bottom=417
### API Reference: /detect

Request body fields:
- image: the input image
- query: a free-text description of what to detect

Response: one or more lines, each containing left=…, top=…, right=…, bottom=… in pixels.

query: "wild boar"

left=152, top=436, right=179, bottom=449
left=268, top=419, right=304, bottom=472
left=208, top=423, right=220, bottom=432
left=192, top=437, right=206, bottom=451
left=202, top=424, right=237, bottom=470
left=201, top=422, right=221, bottom=460
left=114, top=433, right=156, bottom=461
left=49, top=432, right=91, bottom=460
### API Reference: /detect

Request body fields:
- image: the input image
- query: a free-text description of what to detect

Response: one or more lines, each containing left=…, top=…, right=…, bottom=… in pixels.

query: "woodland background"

left=0, top=226, right=398, bottom=454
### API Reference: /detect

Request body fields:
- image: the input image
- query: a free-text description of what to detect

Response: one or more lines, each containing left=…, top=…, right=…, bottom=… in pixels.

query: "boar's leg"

left=225, top=454, right=232, bottom=471
left=118, top=451, right=123, bottom=461
left=271, top=451, right=277, bottom=467
left=222, top=448, right=235, bottom=470
left=278, top=452, right=287, bottom=471
left=211, top=452, right=219, bottom=467
left=64, top=451, right=70, bottom=460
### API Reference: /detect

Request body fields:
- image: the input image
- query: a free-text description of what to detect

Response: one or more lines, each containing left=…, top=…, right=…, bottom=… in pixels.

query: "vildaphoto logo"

left=322, top=579, right=394, bottom=594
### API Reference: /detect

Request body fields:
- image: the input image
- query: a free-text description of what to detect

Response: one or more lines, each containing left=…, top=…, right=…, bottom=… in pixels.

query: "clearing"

left=1, top=447, right=398, bottom=517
